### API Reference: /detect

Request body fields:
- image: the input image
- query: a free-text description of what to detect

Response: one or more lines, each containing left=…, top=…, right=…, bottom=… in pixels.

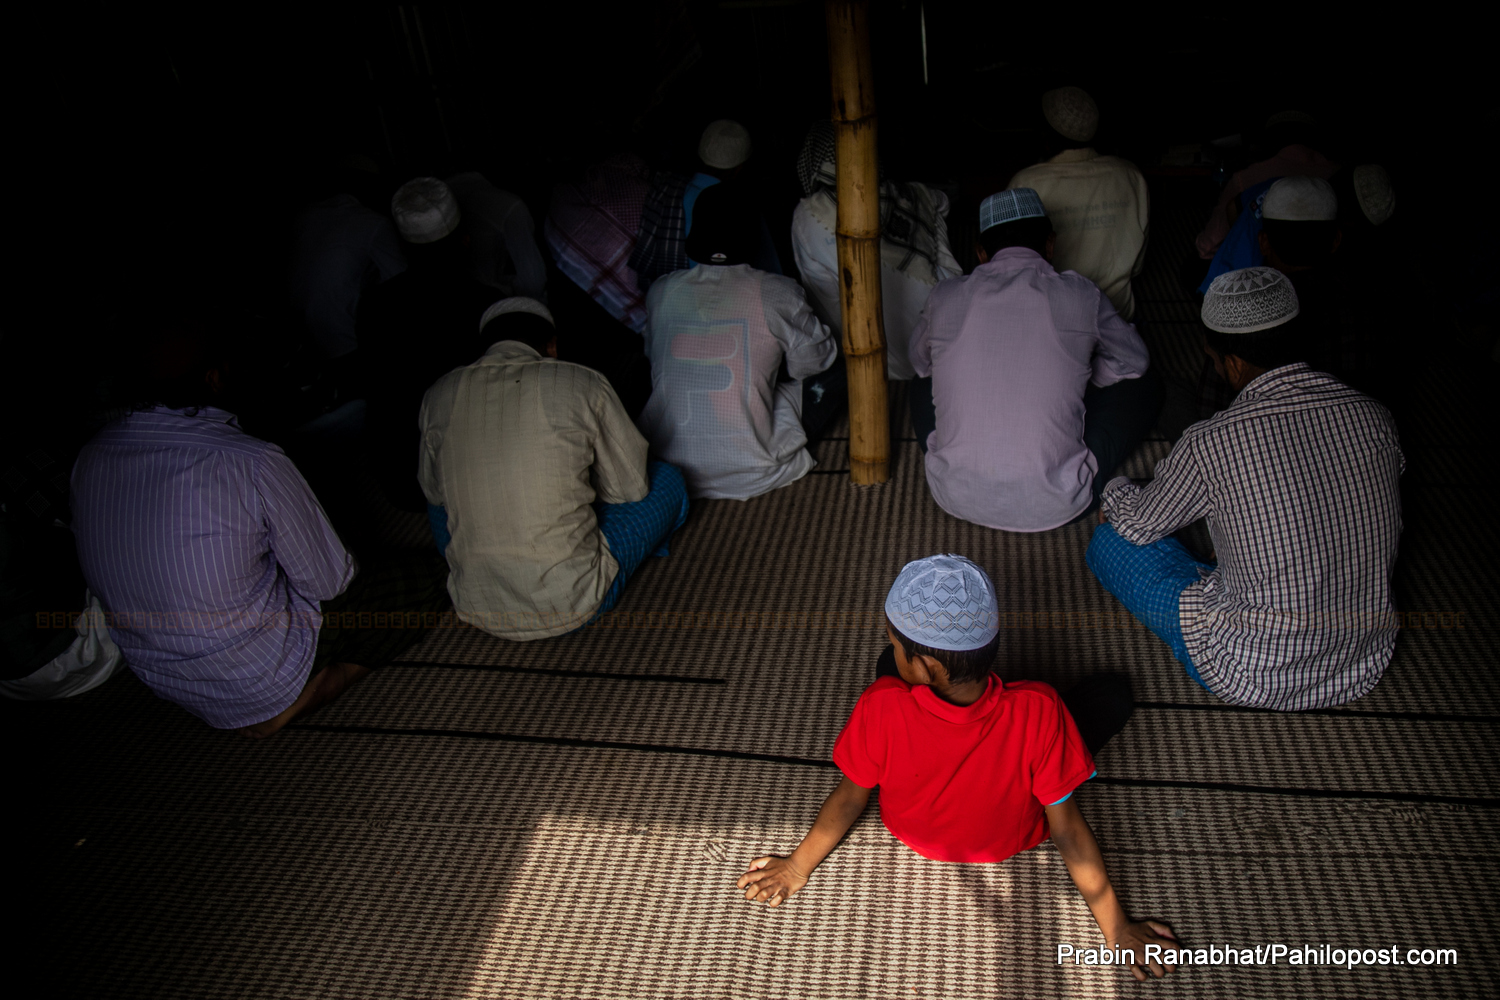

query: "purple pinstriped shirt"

left=71, top=407, right=355, bottom=728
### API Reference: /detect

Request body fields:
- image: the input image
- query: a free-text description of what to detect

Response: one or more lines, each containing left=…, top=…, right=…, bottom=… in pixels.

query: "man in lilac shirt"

left=72, top=320, right=446, bottom=736
left=908, top=189, right=1161, bottom=532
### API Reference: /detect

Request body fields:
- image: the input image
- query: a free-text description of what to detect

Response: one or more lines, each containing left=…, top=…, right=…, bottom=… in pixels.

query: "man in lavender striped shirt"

left=71, top=322, right=443, bottom=736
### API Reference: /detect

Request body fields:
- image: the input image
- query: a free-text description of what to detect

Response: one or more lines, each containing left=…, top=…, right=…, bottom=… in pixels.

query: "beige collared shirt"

left=1009, top=148, right=1149, bottom=320
left=419, top=340, right=649, bottom=640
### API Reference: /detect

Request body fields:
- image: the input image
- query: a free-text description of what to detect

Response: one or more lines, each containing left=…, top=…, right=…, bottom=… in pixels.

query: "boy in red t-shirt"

left=737, top=554, right=1176, bottom=981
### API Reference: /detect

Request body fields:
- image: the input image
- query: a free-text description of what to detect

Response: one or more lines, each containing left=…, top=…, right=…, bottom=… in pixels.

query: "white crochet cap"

left=1202, top=266, right=1300, bottom=334
left=698, top=120, right=752, bottom=170
left=391, top=177, right=461, bottom=244
left=1042, top=86, right=1098, bottom=143
left=884, top=554, right=1000, bottom=652
left=980, top=188, right=1046, bottom=233
left=1353, top=165, right=1395, bottom=226
left=1263, top=176, right=1337, bottom=221
left=479, top=297, right=554, bottom=332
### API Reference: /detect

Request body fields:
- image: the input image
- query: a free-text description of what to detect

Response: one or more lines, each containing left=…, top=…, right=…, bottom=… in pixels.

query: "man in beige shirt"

left=419, top=298, right=688, bottom=640
left=1008, top=87, right=1149, bottom=320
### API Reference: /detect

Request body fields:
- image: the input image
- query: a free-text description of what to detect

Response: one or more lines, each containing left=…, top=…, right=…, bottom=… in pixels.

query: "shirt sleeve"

left=417, top=383, right=446, bottom=507
left=1090, top=293, right=1149, bottom=387
left=589, top=374, right=651, bottom=505
left=1029, top=687, right=1096, bottom=807
left=501, top=200, right=548, bottom=302
left=830, top=687, right=886, bottom=789
left=256, top=445, right=355, bottom=601
left=766, top=277, right=837, bottom=381
left=1101, top=431, right=1213, bottom=545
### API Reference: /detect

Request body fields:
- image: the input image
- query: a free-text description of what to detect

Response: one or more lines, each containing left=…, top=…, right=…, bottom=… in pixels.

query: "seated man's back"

left=639, top=263, right=836, bottom=499
left=419, top=315, right=651, bottom=640
left=639, top=183, right=838, bottom=500
left=912, top=203, right=1150, bottom=532
left=72, top=406, right=355, bottom=727
left=1009, top=87, right=1149, bottom=320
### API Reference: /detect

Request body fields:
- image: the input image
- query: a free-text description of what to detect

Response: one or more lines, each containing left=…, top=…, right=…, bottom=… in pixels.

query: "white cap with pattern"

left=698, top=120, right=752, bottom=170
left=1042, top=86, right=1099, bottom=143
left=1263, top=176, right=1337, bottom=221
left=1201, top=266, right=1301, bottom=334
left=480, top=297, right=554, bottom=332
left=980, top=188, right=1047, bottom=233
left=1353, top=165, right=1395, bottom=226
left=884, top=554, right=1000, bottom=652
left=391, top=177, right=461, bottom=244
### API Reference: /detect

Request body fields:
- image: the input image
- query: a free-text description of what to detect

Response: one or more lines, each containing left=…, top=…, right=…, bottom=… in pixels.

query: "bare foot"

left=237, top=661, right=370, bottom=739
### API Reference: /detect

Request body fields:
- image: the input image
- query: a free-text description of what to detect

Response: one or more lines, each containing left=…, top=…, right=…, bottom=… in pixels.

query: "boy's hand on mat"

left=1113, top=920, right=1177, bottom=980
left=737, top=856, right=808, bottom=906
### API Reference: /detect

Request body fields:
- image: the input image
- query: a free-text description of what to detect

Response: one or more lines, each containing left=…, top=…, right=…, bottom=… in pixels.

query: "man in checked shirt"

left=1087, top=266, right=1404, bottom=711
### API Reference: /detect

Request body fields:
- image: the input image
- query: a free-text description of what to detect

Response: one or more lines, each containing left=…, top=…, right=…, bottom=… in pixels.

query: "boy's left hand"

left=1110, top=920, right=1178, bottom=980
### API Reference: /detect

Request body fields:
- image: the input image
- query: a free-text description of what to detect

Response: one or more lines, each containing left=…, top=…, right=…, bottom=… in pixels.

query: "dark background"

left=6, top=1, right=1491, bottom=445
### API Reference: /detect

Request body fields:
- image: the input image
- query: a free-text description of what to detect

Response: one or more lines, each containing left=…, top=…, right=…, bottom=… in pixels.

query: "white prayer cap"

left=980, top=188, right=1047, bottom=232
left=1202, top=267, right=1300, bottom=334
left=1264, top=109, right=1316, bottom=130
left=480, top=297, right=554, bottom=332
left=1263, top=176, right=1337, bottom=222
left=698, top=120, right=752, bottom=170
left=885, top=554, right=1000, bottom=653
left=391, top=177, right=461, bottom=244
left=1042, top=86, right=1098, bottom=143
left=1353, top=165, right=1395, bottom=226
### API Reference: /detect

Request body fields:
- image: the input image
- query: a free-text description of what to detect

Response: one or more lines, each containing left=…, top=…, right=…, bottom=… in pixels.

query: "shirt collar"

left=481, top=340, right=545, bottom=363
left=1236, top=362, right=1315, bottom=400
left=978, top=246, right=1055, bottom=273
left=912, top=674, right=1003, bottom=724
left=147, top=404, right=240, bottom=426
left=1048, top=147, right=1099, bottom=164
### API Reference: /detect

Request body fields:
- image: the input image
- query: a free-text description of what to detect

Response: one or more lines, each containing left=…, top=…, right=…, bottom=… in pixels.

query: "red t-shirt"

left=832, top=674, right=1095, bottom=863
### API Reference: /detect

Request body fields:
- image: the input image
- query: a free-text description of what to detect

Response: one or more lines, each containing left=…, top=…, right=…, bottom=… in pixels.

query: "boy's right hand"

left=737, top=856, right=809, bottom=907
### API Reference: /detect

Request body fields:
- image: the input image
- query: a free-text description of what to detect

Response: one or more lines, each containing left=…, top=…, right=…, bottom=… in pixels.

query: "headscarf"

left=796, top=122, right=946, bottom=282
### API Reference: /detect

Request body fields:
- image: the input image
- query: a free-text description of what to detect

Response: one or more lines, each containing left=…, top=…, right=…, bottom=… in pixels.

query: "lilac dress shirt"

left=909, top=248, right=1149, bottom=532
left=71, top=407, right=355, bottom=728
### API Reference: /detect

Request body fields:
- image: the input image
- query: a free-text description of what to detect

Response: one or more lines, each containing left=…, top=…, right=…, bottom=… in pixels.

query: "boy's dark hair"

left=887, top=614, right=1002, bottom=686
left=1261, top=219, right=1339, bottom=268
left=686, top=181, right=757, bottom=266
left=1203, top=312, right=1309, bottom=371
left=479, top=312, right=555, bottom=359
left=979, top=216, right=1053, bottom=259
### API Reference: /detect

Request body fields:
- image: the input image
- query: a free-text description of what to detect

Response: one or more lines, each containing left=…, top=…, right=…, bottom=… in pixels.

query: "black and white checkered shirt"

left=1101, top=363, right=1405, bottom=710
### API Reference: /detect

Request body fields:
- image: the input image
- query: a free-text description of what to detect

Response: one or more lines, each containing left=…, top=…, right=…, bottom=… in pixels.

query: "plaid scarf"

left=629, top=171, right=691, bottom=291
left=795, top=122, right=945, bottom=281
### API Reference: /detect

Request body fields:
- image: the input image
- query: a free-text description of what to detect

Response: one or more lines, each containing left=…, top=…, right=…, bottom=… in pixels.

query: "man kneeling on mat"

left=736, top=555, right=1176, bottom=982
left=1087, top=266, right=1404, bottom=710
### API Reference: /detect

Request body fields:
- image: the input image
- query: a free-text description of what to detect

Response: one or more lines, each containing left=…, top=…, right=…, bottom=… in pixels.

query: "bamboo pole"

left=825, top=0, right=889, bottom=484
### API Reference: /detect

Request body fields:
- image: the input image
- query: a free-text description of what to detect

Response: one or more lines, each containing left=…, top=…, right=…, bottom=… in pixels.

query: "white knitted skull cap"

left=884, top=554, right=1001, bottom=652
left=1042, top=86, right=1098, bottom=143
left=1201, top=266, right=1301, bottom=334
left=391, top=177, right=461, bottom=244
left=698, top=120, right=752, bottom=170
left=1263, top=176, right=1338, bottom=222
